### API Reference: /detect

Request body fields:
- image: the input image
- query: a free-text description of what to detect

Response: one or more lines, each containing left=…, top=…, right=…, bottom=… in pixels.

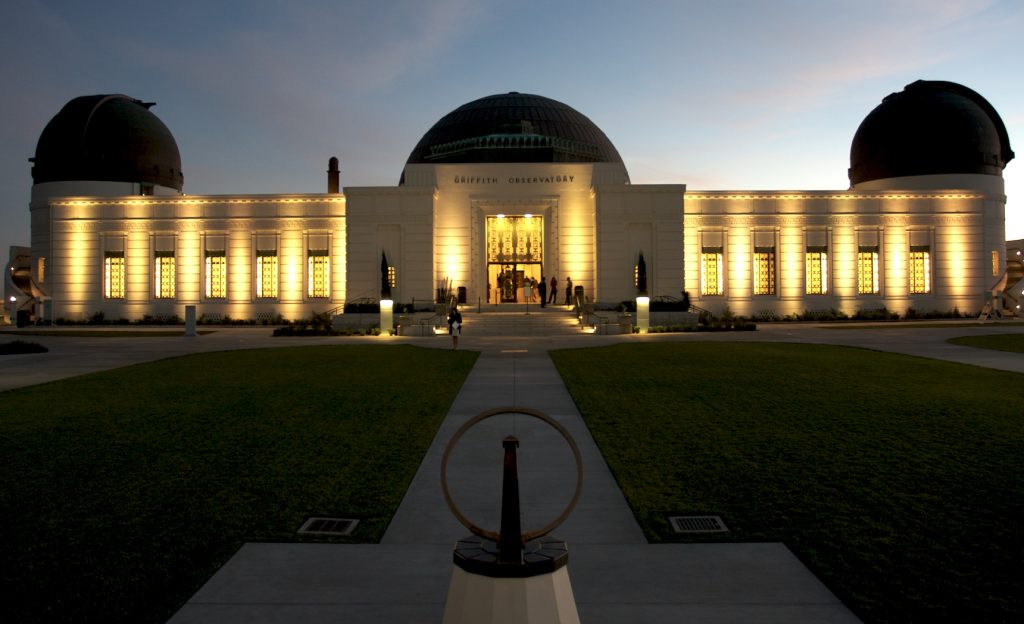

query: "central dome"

left=403, top=92, right=624, bottom=178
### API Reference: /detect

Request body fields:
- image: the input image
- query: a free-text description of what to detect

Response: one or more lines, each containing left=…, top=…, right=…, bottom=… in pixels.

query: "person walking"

left=538, top=275, right=547, bottom=308
left=447, top=306, right=462, bottom=349
left=564, top=276, right=573, bottom=306
left=548, top=276, right=558, bottom=304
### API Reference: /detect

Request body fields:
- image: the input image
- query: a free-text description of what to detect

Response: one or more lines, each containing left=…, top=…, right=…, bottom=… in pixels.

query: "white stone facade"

left=27, top=163, right=1006, bottom=322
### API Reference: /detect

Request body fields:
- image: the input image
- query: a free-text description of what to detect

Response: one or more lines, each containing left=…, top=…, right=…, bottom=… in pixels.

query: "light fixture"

left=8, top=296, right=16, bottom=303
left=524, top=213, right=533, bottom=218
left=496, top=213, right=505, bottom=219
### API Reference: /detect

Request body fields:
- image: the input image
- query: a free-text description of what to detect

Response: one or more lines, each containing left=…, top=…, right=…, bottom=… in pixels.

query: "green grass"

left=0, top=329, right=216, bottom=337
left=552, top=343, right=1023, bottom=623
left=821, top=321, right=1024, bottom=329
left=948, top=333, right=1024, bottom=353
left=0, top=345, right=477, bottom=624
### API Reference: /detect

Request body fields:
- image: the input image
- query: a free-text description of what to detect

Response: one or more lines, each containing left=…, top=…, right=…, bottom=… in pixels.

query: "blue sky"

left=1, top=0, right=1021, bottom=255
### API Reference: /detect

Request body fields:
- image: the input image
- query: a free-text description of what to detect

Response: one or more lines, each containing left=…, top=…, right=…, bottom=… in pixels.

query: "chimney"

left=327, top=157, right=340, bottom=194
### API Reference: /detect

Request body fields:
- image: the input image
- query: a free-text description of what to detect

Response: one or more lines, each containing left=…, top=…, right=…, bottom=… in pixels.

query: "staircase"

left=456, top=303, right=583, bottom=336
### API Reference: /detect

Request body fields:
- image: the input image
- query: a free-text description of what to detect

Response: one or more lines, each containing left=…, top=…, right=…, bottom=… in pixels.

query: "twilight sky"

left=1, top=0, right=1021, bottom=255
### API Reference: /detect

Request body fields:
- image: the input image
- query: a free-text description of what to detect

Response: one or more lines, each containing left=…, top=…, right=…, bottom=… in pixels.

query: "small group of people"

left=546, top=275, right=573, bottom=306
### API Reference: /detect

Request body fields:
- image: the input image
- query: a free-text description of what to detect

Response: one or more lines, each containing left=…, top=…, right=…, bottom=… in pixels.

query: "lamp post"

left=636, top=252, right=649, bottom=334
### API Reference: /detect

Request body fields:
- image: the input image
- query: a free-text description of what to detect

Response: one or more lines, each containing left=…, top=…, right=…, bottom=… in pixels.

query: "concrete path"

left=4, top=321, right=1022, bottom=622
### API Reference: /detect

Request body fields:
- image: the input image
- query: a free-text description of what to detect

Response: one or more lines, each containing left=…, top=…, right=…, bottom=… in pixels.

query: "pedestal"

left=184, top=305, right=197, bottom=337
left=442, top=537, right=579, bottom=624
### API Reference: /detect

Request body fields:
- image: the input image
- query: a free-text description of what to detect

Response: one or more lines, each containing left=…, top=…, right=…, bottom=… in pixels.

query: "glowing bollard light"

left=380, top=299, right=394, bottom=336
left=636, top=296, right=650, bottom=334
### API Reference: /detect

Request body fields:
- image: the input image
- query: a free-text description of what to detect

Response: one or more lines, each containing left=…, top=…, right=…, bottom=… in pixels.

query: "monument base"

left=442, top=563, right=579, bottom=624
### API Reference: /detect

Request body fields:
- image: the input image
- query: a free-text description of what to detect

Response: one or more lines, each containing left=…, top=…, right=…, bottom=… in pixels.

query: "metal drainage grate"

left=297, top=517, right=359, bottom=536
left=669, top=515, right=729, bottom=534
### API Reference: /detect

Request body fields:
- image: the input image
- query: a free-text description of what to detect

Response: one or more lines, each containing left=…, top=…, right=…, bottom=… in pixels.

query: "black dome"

left=32, top=94, right=183, bottom=191
left=403, top=92, right=624, bottom=179
left=849, top=80, right=1013, bottom=186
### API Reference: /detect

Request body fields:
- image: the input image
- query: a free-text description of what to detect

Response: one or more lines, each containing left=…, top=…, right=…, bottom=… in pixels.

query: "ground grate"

left=297, top=517, right=359, bottom=536
left=669, top=515, right=729, bottom=534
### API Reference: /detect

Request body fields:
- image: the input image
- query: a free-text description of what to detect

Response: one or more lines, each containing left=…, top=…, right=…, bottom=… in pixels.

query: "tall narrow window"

left=805, top=247, right=828, bottom=294
left=37, top=257, right=46, bottom=284
left=701, top=248, right=723, bottom=296
left=753, top=247, right=776, bottom=295
left=256, top=251, right=278, bottom=298
left=154, top=253, right=175, bottom=298
left=307, top=251, right=330, bottom=298
left=857, top=247, right=879, bottom=294
left=992, top=250, right=1000, bottom=276
left=909, top=246, right=931, bottom=294
left=206, top=253, right=226, bottom=298
left=388, top=266, right=396, bottom=289
left=104, top=252, right=125, bottom=299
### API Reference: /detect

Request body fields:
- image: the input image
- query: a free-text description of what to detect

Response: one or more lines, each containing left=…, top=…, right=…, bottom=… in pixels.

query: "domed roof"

left=849, top=80, right=1014, bottom=186
left=403, top=92, right=624, bottom=178
left=31, top=94, right=183, bottom=191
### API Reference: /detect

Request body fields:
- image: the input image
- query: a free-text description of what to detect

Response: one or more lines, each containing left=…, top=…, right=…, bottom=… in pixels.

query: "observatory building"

left=6, top=82, right=1019, bottom=324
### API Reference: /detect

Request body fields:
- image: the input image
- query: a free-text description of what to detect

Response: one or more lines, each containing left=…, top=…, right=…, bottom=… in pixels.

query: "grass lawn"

left=552, top=342, right=1023, bottom=623
left=0, top=329, right=217, bottom=337
left=0, top=344, right=477, bottom=624
left=948, top=333, right=1024, bottom=353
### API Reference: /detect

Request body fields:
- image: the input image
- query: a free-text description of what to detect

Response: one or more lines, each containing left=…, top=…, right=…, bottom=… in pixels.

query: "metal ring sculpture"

left=440, top=406, right=584, bottom=542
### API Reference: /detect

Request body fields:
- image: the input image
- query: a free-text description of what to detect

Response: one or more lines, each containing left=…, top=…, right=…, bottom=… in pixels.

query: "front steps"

left=399, top=303, right=585, bottom=337
left=460, top=305, right=584, bottom=336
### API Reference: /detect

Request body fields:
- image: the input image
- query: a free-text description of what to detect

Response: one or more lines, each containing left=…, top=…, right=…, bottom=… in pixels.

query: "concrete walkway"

left=3, top=321, right=1022, bottom=622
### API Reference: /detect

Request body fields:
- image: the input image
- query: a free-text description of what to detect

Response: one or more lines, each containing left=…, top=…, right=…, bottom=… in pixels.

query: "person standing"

left=548, top=276, right=558, bottom=304
left=538, top=275, right=547, bottom=308
left=447, top=306, right=462, bottom=349
left=564, top=276, right=573, bottom=305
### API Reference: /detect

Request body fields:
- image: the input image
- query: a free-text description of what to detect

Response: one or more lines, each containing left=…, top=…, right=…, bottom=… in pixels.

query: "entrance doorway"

left=488, top=263, right=543, bottom=303
left=485, top=215, right=543, bottom=304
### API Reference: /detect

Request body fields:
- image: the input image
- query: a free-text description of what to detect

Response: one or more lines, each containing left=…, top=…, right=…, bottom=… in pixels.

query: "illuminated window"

left=992, top=250, right=999, bottom=276
left=104, top=252, right=125, bottom=299
left=37, top=257, right=46, bottom=283
left=388, top=266, right=396, bottom=288
left=857, top=247, right=880, bottom=294
left=909, top=246, right=931, bottom=294
left=205, top=253, right=226, bottom=299
left=753, top=247, right=776, bottom=295
left=154, top=253, right=176, bottom=299
left=256, top=252, right=278, bottom=298
left=307, top=251, right=330, bottom=298
left=701, top=248, right=723, bottom=296
left=805, top=248, right=828, bottom=295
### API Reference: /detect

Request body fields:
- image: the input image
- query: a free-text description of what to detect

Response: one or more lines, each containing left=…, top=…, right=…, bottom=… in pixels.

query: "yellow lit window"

left=387, top=266, right=396, bottom=288
left=909, top=247, right=930, bottom=294
left=701, top=250, right=723, bottom=296
left=37, top=257, right=46, bottom=283
left=992, top=250, right=999, bottom=277
left=307, top=252, right=330, bottom=298
left=857, top=247, right=879, bottom=294
left=205, top=254, right=226, bottom=299
left=155, top=255, right=176, bottom=298
left=753, top=248, right=776, bottom=295
left=256, top=253, right=278, bottom=298
left=805, top=249, right=828, bottom=295
left=104, top=253, right=125, bottom=299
